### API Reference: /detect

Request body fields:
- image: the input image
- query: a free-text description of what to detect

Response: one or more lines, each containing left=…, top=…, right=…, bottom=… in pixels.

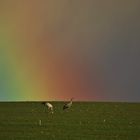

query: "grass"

left=0, top=102, right=140, bottom=140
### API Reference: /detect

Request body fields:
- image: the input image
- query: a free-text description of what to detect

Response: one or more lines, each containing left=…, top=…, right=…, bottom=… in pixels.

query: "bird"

left=63, top=98, right=74, bottom=110
left=42, top=102, right=53, bottom=113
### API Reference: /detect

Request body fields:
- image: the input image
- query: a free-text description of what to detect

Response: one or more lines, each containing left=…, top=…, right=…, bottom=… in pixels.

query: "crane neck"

left=70, top=99, right=73, bottom=103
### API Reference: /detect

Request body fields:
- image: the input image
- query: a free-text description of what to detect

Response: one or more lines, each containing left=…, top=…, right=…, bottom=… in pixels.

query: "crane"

left=63, top=98, right=74, bottom=110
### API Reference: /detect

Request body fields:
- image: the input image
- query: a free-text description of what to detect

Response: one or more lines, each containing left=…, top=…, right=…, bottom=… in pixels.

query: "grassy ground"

left=0, top=102, right=140, bottom=140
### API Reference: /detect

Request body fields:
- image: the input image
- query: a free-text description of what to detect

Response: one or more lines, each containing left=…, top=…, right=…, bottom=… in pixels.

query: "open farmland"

left=0, top=102, right=140, bottom=140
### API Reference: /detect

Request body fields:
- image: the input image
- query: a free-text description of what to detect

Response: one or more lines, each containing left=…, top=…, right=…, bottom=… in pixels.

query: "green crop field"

left=0, top=102, right=140, bottom=140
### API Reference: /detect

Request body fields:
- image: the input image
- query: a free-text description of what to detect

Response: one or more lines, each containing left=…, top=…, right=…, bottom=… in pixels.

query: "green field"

left=0, top=102, right=140, bottom=140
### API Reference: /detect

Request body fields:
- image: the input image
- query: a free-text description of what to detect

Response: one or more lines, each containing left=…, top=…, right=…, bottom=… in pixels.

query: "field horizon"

left=0, top=101, right=139, bottom=103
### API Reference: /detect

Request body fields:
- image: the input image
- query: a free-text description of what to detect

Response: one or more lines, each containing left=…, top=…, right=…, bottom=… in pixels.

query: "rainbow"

left=0, top=1, right=107, bottom=101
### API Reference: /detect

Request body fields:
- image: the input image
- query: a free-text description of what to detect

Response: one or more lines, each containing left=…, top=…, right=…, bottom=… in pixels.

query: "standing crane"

left=63, top=98, right=74, bottom=110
